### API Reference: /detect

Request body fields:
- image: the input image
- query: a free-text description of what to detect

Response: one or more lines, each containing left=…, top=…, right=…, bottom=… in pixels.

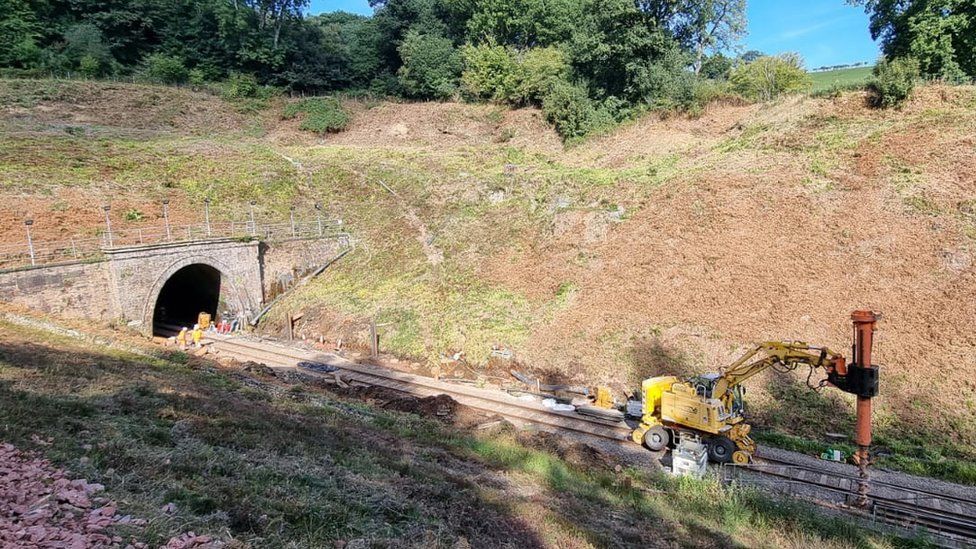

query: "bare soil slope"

left=480, top=87, right=976, bottom=459
left=327, top=101, right=562, bottom=154
left=2, top=79, right=975, bottom=477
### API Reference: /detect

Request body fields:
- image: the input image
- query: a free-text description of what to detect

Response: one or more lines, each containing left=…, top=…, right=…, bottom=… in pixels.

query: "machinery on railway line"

left=630, top=311, right=881, bottom=484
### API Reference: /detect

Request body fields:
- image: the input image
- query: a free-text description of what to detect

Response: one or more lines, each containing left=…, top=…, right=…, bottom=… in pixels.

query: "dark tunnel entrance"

left=152, top=264, right=222, bottom=336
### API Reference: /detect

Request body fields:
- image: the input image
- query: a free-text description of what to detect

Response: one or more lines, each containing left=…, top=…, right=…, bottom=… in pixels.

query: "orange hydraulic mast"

left=851, top=310, right=879, bottom=505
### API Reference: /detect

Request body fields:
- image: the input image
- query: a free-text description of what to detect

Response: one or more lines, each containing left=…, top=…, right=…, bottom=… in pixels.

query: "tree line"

left=0, top=0, right=753, bottom=91
left=0, top=0, right=972, bottom=137
left=851, top=0, right=974, bottom=83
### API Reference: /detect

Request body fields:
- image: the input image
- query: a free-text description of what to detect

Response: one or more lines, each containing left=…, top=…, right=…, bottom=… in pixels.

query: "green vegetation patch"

left=0, top=136, right=299, bottom=210
left=810, top=67, right=874, bottom=93
left=282, top=98, right=351, bottom=134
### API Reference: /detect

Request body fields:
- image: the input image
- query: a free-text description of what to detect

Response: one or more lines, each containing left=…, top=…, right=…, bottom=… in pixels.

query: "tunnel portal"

left=152, top=263, right=222, bottom=336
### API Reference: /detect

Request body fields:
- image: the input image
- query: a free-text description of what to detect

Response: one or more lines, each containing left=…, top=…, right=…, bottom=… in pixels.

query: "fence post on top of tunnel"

left=370, top=318, right=378, bottom=358
left=315, top=202, right=323, bottom=236
left=24, top=219, right=35, bottom=266
left=103, top=205, right=113, bottom=247
left=162, top=199, right=172, bottom=241
left=204, top=198, right=212, bottom=237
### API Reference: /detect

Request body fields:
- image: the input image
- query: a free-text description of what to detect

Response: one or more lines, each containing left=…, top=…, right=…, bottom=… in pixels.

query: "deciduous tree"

left=680, top=0, right=747, bottom=74
left=850, top=0, right=975, bottom=80
left=397, top=28, right=462, bottom=98
left=0, top=0, right=43, bottom=68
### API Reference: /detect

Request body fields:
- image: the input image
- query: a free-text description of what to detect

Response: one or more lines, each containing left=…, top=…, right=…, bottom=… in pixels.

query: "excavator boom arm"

left=713, top=342, right=845, bottom=397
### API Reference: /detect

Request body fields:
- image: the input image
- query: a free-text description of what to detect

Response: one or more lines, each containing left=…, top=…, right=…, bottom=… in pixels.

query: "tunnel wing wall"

left=0, top=261, right=113, bottom=320
left=259, top=238, right=345, bottom=302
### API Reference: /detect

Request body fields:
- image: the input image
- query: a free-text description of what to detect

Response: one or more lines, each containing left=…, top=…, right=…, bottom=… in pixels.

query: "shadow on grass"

left=0, top=339, right=740, bottom=547
left=752, top=374, right=976, bottom=486
left=756, top=374, right=856, bottom=439
left=0, top=341, right=546, bottom=547
left=0, top=338, right=923, bottom=547
left=627, top=337, right=699, bottom=389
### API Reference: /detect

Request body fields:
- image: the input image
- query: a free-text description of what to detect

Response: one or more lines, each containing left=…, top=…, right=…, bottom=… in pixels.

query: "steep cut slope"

left=275, top=86, right=976, bottom=480
left=2, top=79, right=975, bottom=482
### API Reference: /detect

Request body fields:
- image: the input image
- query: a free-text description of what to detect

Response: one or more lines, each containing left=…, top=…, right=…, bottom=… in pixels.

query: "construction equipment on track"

left=509, top=369, right=620, bottom=419
left=632, top=311, right=880, bottom=471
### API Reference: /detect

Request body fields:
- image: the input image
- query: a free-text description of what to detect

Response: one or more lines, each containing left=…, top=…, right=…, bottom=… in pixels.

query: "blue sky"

left=308, top=0, right=880, bottom=68
left=309, top=0, right=370, bottom=16
left=744, top=0, right=879, bottom=68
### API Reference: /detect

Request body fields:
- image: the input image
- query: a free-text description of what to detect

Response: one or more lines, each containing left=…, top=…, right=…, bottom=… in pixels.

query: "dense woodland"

left=1, top=0, right=974, bottom=137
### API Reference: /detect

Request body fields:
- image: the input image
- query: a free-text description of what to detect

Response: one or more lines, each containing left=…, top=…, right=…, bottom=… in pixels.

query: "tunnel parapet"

left=0, top=233, right=349, bottom=335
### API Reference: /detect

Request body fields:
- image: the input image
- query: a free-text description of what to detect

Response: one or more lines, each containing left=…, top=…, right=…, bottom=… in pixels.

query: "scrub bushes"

left=282, top=97, right=351, bottom=134
left=870, top=57, right=920, bottom=108
left=461, top=44, right=568, bottom=106
left=729, top=53, right=812, bottom=101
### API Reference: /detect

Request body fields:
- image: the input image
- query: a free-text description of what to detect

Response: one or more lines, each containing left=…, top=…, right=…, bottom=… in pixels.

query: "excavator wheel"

left=707, top=436, right=736, bottom=464
left=642, top=425, right=671, bottom=451
left=732, top=451, right=751, bottom=464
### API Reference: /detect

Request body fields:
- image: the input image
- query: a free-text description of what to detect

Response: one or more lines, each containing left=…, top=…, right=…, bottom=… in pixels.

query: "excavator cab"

left=730, top=384, right=745, bottom=416
left=688, top=373, right=720, bottom=398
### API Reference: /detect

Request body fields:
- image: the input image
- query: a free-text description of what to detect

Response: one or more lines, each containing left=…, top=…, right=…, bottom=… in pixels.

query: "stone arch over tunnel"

left=144, top=257, right=251, bottom=337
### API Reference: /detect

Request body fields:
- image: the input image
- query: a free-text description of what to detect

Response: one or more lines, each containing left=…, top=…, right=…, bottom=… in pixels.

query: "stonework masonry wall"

left=0, top=236, right=347, bottom=332
left=105, top=239, right=263, bottom=329
left=260, top=238, right=344, bottom=300
left=0, top=261, right=113, bottom=320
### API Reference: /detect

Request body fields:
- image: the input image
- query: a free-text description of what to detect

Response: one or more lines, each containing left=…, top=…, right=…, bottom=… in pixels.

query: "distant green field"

left=810, top=66, right=874, bottom=92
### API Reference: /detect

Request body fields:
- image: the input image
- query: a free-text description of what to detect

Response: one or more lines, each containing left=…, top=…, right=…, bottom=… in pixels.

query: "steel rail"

left=726, top=460, right=976, bottom=546
left=210, top=336, right=634, bottom=441
left=755, top=455, right=976, bottom=510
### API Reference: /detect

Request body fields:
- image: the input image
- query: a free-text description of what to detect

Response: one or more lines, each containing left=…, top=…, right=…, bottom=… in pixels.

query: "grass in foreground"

left=0, top=319, right=929, bottom=548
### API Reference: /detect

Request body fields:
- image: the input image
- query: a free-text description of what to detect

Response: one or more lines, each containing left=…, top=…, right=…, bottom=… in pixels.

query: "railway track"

left=208, top=335, right=976, bottom=548
left=733, top=456, right=976, bottom=546
left=209, top=335, right=633, bottom=442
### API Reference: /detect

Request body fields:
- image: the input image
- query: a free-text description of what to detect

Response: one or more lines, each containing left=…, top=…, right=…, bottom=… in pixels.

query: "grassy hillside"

left=810, top=67, right=874, bottom=92
left=2, top=79, right=976, bottom=486
left=0, top=314, right=916, bottom=547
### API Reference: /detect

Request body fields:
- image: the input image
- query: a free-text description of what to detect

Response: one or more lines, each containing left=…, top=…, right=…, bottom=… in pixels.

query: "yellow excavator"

left=631, top=311, right=881, bottom=465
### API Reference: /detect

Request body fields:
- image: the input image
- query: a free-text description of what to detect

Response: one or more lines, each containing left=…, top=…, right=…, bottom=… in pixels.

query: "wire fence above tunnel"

left=0, top=218, right=350, bottom=271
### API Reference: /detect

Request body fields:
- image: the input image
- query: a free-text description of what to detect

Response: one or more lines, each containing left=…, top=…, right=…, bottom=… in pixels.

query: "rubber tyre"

left=707, top=436, right=736, bottom=464
left=643, top=426, right=670, bottom=451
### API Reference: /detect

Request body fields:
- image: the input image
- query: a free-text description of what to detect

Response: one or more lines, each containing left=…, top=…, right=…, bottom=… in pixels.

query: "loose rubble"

left=0, top=442, right=225, bottom=548
left=0, top=442, right=141, bottom=548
